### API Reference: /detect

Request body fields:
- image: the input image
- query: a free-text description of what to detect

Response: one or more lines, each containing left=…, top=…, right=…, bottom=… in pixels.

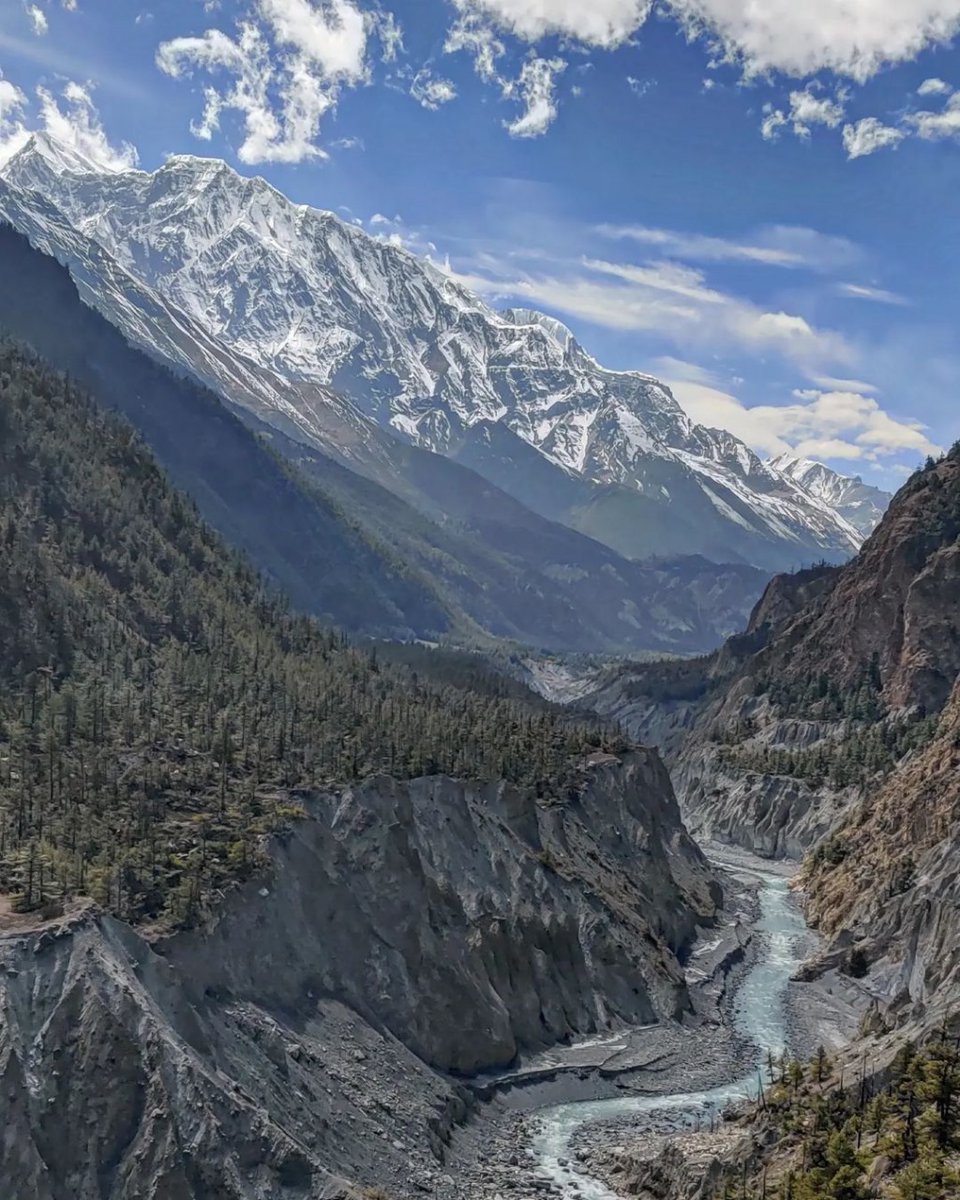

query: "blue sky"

left=1, top=0, right=960, bottom=487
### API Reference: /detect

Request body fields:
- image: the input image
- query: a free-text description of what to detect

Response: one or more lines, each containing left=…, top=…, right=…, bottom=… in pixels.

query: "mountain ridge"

left=769, top=452, right=891, bottom=539
left=0, top=132, right=886, bottom=573
left=0, top=223, right=770, bottom=654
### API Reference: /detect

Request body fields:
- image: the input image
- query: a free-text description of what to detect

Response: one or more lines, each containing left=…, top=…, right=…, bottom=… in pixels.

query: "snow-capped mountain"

left=768, top=455, right=891, bottom=540
left=0, top=134, right=886, bottom=570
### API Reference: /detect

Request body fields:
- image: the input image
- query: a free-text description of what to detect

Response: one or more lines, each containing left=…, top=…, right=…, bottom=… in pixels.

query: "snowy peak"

left=0, top=136, right=887, bottom=570
left=769, top=455, right=891, bottom=539
left=8, top=132, right=114, bottom=177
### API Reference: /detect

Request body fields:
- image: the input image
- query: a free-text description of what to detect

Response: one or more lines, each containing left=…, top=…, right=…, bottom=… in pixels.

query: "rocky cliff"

left=576, top=450, right=960, bottom=860
left=0, top=903, right=466, bottom=1200
left=0, top=752, right=720, bottom=1198
left=804, top=676, right=960, bottom=1028
left=674, top=452, right=960, bottom=857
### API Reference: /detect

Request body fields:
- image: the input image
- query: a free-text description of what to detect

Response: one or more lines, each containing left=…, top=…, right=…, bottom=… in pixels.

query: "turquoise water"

left=531, top=870, right=807, bottom=1197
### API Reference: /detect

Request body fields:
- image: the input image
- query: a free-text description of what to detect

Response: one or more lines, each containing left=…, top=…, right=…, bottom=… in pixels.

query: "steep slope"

left=0, top=223, right=452, bottom=642
left=0, top=134, right=875, bottom=572
left=675, top=449, right=960, bottom=855
left=0, top=224, right=766, bottom=655
left=769, top=454, right=891, bottom=539
left=0, top=340, right=721, bottom=1198
left=577, top=450, right=960, bottom=858
left=803, top=678, right=960, bottom=1028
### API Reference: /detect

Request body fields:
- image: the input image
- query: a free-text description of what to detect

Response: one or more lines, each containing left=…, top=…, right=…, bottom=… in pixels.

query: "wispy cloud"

left=502, top=55, right=566, bottom=137
left=594, top=222, right=858, bottom=271
left=439, top=247, right=855, bottom=374
left=837, top=282, right=909, bottom=306
left=410, top=67, right=457, bottom=110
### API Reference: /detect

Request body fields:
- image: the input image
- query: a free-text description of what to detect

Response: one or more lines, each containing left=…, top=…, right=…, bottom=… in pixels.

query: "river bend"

left=532, top=862, right=808, bottom=1198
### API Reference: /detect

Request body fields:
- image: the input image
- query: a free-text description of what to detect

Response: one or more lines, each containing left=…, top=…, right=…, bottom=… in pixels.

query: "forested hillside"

left=719, top=1038, right=960, bottom=1200
left=0, top=345, right=621, bottom=927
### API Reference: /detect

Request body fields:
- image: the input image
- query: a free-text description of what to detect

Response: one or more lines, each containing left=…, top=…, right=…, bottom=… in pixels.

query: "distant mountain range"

left=769, top=454, right=891, bottom=539
left=0, top=134, right=892, bottom=652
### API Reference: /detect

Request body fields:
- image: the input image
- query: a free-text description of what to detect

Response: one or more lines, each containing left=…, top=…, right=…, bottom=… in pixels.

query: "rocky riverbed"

left=448, top=845, right=864, bottom=1200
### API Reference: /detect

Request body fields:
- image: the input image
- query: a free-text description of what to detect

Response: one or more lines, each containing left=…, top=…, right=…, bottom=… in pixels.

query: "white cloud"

left=26, top=4, right=48, bottom=35
left=410, top=68, right=457, bottom=110
left=837, top=282, right=908, bottom=305
left=157, top=0, right=373, bottom=163
left=258, top=0, right=366, bottom=78
left=444, top=15, right=506, bottom=80
left=450, top=0, right=652, bottom=48
left=906, top=90, right=960, bottom=140
left=842, top=116, right=905, bottom=158
left=761, top=84, right=845, bottom=141
left=503, top=54, right=566, bottom=137
left=665, top=379, right=940, bottom=462
left=788, top=84, right=845, bottom=132
left=918, top=76, right=952, bottom=94
left=594, top=222, right=858, bottom=270
left=451, top=0, right=960, bottom=81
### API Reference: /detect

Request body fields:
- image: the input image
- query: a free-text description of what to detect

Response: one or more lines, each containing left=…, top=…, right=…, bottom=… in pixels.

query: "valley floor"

left=447, top=845, right=866, bottom=1199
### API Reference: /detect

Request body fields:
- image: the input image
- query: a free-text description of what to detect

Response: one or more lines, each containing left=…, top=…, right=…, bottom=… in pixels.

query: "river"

left=531, top=861, right=809, bottom=1198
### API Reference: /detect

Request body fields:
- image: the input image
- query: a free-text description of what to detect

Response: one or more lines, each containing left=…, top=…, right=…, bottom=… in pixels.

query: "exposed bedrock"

left=0, top=751, right=721, bottom=1198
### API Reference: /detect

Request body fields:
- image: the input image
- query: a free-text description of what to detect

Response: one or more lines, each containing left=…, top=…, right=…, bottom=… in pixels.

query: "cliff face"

left=169, top=752, right=720, bottom=1076
left=804, top=678, right=960, bottom=1025
left=665, top=453, right=960, bottom=859
left=0, top=753, right=720, bottom=1198
left=742, top=455, right=960, bottom=715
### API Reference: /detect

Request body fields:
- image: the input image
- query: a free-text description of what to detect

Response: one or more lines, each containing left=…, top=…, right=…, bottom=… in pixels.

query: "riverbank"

left=448, top=845, right=863, bottom=1198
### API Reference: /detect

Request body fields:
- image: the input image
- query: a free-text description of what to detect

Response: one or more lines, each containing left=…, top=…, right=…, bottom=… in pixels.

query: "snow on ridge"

left=0, top=134, right=888, bottom=561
